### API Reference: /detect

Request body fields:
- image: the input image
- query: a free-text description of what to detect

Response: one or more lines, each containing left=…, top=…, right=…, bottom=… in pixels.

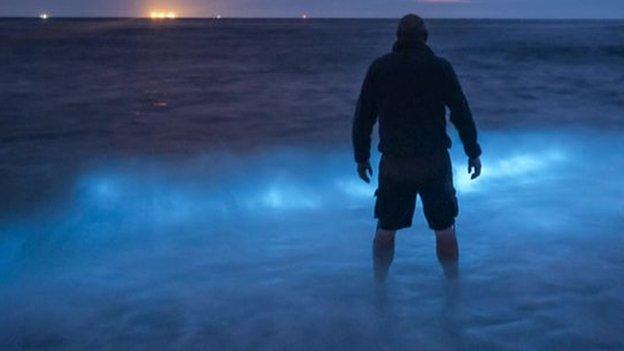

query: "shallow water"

left=1, top=19, right=624, bottom=350
left=2, top=130, right=623, bottom=350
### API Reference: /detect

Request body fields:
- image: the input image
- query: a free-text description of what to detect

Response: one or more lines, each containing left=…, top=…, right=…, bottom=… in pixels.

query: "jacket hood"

left=392, top=39, right=433, bottom=55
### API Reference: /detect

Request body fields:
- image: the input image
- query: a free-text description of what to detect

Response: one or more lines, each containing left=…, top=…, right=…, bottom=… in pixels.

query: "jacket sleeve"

left=441, top=59, right=482, bottom=159
left=352, top=63, right=378, bottom=164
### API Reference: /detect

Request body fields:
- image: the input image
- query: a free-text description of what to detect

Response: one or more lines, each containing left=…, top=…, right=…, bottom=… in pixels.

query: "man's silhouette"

left=352, top=14, right=482, bottom=281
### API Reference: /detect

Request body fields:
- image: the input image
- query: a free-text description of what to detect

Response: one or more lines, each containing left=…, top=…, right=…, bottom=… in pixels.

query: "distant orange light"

left=150, top=11, right=177, bottom=19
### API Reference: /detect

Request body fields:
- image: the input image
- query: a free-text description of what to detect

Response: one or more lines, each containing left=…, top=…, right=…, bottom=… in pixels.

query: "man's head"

left=396, top=14, right=428, bottom=42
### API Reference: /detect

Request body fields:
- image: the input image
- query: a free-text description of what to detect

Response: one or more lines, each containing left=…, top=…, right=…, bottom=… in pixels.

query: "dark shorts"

left=374, top=152, right=458, bottom=231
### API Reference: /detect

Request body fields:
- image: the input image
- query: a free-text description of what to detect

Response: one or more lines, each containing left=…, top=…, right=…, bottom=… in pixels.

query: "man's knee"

left=434, top=225, right=455, bottom=238
left=374, top=228, right=396, bottom=244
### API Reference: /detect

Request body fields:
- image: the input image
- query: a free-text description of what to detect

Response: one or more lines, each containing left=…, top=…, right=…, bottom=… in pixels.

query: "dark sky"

left=1, top=0, right=623, bottom=18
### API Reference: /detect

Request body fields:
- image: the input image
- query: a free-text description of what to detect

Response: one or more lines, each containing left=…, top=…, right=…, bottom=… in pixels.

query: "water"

left=1, top=19, right=624, bottom=350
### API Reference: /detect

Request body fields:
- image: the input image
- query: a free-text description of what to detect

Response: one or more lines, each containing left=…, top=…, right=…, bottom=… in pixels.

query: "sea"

left=1, top=19, right=623, bottom=350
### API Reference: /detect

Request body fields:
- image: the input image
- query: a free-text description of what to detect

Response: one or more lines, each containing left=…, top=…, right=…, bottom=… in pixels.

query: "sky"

left=1, top=0, right=623, bottom=18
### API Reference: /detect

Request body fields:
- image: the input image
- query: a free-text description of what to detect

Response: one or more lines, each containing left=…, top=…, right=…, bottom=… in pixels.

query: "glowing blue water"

left=1, top=130, right=623, bottom=349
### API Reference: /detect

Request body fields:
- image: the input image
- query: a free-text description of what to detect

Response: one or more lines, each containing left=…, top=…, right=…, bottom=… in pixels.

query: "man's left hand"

left=468, top=157, right=481, bottom=180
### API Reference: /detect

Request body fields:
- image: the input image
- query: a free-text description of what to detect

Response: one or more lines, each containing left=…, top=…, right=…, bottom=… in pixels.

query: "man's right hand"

left=357, top=161, right=373, bottom=183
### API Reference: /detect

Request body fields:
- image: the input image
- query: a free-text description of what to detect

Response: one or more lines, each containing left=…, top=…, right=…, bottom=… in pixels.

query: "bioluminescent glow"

left=334, top=179, right=375, bottom=200
left=256, top=185, right=320, bottom=210
left=2, top=131, right=623, bottom=349
left=454, top=149, right=567, bottom=193
left=57, top=135, right=575, bottom=227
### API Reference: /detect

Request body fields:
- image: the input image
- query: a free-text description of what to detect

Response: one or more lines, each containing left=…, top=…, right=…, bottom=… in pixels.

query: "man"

left=352, top=14, right=482, bottom=281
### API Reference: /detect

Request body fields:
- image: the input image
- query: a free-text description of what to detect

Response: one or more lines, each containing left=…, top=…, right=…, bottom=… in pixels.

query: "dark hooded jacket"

left=352, top=39, right=481, bottom=164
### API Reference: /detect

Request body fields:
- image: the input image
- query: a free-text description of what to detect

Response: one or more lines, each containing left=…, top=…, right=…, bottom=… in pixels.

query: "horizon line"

left=1, top=16, right=623, bottom=20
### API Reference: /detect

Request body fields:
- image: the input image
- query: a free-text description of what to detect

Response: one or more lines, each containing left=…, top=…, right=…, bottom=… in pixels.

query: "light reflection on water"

left=1, top=130, right=624, bottom=350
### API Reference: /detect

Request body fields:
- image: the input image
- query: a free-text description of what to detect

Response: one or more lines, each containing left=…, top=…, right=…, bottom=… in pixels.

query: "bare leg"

left=435, top=226, right=459, bottom=278
left=373, top=228, right=396, bottom=283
